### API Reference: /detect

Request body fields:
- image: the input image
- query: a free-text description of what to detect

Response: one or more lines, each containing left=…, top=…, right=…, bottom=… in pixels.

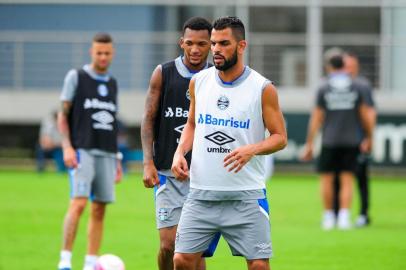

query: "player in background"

left=332, top=52, right=376, bottom=227
left=141, top=17, right=212, bottom=270
left=57, top=33, right=122, bottom=270
left=302, top=48, right=374, bottom=230
left=36, top=110, right=65, bottom=172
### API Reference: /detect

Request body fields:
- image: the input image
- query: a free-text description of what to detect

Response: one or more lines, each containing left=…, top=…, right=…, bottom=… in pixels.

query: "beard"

left=214, top=49, right=238, bottom=71
left=94, top=62, right=109, bottom=73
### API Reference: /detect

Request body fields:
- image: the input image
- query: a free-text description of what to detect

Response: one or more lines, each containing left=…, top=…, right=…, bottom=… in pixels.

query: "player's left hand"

left=115, top=161, right=123, bottom=183
left=224, top=145, right=256, bottom=173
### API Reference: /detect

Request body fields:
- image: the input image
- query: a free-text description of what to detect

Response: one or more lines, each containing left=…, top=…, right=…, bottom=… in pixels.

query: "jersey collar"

left=175, top=56, right=209, bottom=79
left=215, top=66, right=251, bottom=88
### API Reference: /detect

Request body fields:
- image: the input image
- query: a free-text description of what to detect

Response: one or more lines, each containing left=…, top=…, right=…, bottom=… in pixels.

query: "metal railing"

left=0, top=30, right=385, bottom=92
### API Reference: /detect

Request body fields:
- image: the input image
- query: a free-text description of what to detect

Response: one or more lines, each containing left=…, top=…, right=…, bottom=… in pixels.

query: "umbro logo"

left=174, top=124, right=185, bottom=134
left=255, top=242, right=272, bottom=253
left=204, top=131, right=235, bottom=146
left=92, top=111, right=114, bottom=124
left=91, top=110, right=114, bottom=131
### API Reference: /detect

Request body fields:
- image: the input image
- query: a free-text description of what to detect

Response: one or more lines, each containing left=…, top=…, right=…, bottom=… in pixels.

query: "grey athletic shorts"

left=175, top=197, right=272, bottom=260
left=154, top=173, right=189, bottom=229
left=68, top=149, right=116, bottom=203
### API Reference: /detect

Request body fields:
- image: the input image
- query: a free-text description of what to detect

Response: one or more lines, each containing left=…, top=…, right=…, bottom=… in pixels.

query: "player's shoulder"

left=247, top=67, right=274, bottom=90
left=64, top=68, right=79, bottom=82
left=66, top=68, right=79, bottom=76
left=109, top=74, right=118, bottom=84
left=317, top=77, right=330, bottom=91
left=352, top=76, right=372, bottom=90
left=192, top=66, right=215, bottom=81
left=161, top=59, right=176, bottom=71
left=247, top=67, right=265, bottom=78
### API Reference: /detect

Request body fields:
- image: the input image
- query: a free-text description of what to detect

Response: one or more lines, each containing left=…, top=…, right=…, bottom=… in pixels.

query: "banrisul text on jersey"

left=197, top=114, right=250, bottom=129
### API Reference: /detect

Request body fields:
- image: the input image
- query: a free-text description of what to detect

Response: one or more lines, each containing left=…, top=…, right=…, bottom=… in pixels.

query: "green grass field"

left=0, top=170, right=405, bottom=270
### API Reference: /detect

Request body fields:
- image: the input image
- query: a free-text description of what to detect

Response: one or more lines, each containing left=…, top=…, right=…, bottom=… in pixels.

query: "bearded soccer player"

left=171, top=16, right=287, bottom=270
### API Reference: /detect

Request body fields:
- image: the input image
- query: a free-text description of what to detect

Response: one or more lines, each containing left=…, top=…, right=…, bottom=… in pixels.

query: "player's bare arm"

left=141, top=65, right=162, bottom=188
left=115, top=158, right=123, bottom=183
left=57, top=101, right=77, bottom=168
left=301, top=106, right=324, bottom=161
left=224, top=83, right=288, bottom=173
left=171, top=78, right=196, bottom=181
left=359, top=103, right=376, bottom=153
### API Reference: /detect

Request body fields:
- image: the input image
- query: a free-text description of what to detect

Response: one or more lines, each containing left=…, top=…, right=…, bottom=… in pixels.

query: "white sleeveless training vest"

left=190, top=66, right=269, bottom=191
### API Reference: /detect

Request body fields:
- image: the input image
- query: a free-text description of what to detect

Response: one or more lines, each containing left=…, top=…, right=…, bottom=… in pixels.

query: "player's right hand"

left=143, top=161, right=159, bottom=188
left=171, top=152, right=189, bottom=181
left=63, top=146, right=78, bottom=168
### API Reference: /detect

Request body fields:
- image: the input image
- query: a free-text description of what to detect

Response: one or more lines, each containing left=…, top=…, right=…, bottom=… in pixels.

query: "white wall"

left=391, top=8, right=406, bottom=92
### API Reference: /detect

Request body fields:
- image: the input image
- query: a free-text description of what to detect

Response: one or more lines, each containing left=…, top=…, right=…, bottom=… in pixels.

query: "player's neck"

left=218, top=62, right=245, bottom=83
left=90, top=63, right=108, bottom=75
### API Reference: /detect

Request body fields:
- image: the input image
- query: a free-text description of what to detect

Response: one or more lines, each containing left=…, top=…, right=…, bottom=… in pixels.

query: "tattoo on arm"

left=141, top=66, right=162, bottom=163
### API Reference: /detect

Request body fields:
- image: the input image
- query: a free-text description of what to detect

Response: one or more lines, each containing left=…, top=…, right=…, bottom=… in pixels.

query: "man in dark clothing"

left=141, top=17, right=212, bottom=270
left=302, top=48, right=374, bottom=230
left=332, top=52, right=376, bottom=227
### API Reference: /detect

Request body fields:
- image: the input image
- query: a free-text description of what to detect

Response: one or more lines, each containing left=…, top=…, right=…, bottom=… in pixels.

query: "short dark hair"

left=324, top=47, right=344, bottom=69
left=213, top=16, right=245, bottom=41
left=93, top=32, right=113, bottom=43
left=182, top=17, right=212, bottom=36
left=329, top=55, right=344, bottom=69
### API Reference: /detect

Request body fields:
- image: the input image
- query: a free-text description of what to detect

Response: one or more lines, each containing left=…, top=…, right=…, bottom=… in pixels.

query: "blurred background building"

left=0, top=0, right=405, bottom=167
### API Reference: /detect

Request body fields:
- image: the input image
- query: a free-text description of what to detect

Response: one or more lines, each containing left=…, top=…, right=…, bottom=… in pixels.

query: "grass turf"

left=0, top=170, right=405, bottom=270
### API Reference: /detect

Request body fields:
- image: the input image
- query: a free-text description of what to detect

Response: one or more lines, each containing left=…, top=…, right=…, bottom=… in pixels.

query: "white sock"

left=337, top=208, right=352, bottom=229
left=58, top=250, right=72, bottom=268
left=321, top=209, right=336, bottom=230
left=338, top=208, right=350, bottom=218
left=324, top=209, right=334, bottom=218
left=83, top=255, right=98, bottom=270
